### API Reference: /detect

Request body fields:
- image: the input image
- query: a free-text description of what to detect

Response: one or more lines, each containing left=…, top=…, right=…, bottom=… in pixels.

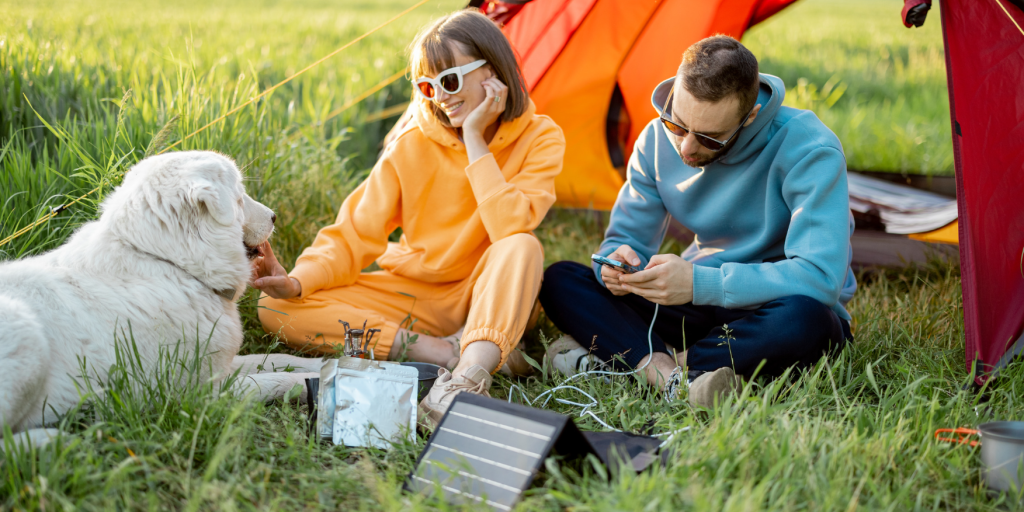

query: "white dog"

left=0, top=151, right=322, bottom=450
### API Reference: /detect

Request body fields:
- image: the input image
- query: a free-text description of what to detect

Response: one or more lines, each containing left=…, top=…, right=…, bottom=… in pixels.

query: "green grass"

left=745, top=0, right=953, bottom=174
left=8, top=260, right=1016, bottom=510
left=1, top=0, right=467, bottom=262
left=1, top=0, right=1012, bottom=509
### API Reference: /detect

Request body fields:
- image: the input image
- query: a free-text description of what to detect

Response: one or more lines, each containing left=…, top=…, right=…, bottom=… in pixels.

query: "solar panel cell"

left=405, top=394, right=596, bottom=511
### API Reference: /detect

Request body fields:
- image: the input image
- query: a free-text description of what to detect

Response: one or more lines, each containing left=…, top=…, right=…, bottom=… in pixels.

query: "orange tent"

left=478, top=0, right=799, bottom=210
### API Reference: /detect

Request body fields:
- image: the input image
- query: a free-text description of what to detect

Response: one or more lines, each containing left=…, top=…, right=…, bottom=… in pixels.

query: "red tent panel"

left=502, top=0, right=599, bottom=90
left=749, top=0, right=800, bottom=26
left=939, top=0, right=1024, bottom=378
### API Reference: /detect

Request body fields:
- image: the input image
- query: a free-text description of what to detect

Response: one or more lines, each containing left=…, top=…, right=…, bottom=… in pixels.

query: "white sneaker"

left=545, top=335, right=601, bottom=377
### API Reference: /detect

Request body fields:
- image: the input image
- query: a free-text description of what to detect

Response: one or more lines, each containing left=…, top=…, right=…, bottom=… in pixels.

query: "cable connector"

left=50, top=204, right=69, bottom=215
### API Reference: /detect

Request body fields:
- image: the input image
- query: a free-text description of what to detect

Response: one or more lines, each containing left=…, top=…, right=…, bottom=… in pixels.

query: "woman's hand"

left=463, top=77, right=508, bottom=138
left=462, top=77, right=508, bottom=164
left=250, top=241, right=302, bottom=299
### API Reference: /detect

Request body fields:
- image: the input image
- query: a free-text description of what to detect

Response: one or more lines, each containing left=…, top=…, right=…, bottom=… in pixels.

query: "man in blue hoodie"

left=539, top=35, right=855, bottom=407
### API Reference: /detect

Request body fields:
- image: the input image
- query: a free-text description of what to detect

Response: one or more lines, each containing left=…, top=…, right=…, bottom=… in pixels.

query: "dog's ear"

left=189, top=179, right=235, bottom=226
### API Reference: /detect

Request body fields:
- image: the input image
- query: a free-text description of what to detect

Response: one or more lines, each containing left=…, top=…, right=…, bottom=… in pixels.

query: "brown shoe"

left=687, top=367, right=742, bottom=408
left=418, top=365, right=493, bottom=429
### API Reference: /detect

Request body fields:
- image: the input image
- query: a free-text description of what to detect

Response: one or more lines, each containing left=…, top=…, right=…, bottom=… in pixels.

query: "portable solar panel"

left=404, top=393, right=598, bottom=511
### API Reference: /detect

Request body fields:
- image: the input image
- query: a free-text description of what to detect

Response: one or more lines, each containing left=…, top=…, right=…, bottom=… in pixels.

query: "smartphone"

left=591, top=254, right=642, bottom=274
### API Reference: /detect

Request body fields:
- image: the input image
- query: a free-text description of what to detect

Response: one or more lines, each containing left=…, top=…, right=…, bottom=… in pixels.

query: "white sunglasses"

left=412, top=59, right=487, bottom=100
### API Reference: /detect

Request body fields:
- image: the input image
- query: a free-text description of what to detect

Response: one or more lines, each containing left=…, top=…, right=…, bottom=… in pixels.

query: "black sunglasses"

left=659, top=90, right=755, bottom=152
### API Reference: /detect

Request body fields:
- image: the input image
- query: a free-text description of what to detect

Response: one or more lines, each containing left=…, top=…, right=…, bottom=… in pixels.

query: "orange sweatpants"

left=258, top=233, right=543, bottom=371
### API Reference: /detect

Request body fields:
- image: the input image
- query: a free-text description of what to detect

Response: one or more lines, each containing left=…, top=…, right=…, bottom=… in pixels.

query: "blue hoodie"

left=593, top=74, right=856, bottom=320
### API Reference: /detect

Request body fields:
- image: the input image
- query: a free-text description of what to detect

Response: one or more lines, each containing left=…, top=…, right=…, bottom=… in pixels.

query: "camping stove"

left=339, top=320, right=381, bottom=359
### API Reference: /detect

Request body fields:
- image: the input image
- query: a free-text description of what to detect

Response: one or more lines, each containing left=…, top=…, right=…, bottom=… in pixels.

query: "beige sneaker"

left=687, top=367, right=742, bottom=408
left=418, top=365, right=493, bottom=429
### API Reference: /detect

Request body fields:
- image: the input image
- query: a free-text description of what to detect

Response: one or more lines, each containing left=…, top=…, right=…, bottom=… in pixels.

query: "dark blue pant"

left=539, top=261, right=852, bottom=378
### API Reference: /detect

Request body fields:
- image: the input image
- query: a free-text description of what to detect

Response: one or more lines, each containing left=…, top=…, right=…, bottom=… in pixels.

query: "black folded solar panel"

left=405, top=393, right=596, bottom=511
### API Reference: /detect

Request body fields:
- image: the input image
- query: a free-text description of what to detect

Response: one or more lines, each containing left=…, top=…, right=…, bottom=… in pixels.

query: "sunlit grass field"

left=1, top=0, right=468, bottom=262
left=3, top=0, right=1015, bottom=510
left=745, top=0, right=953, bottom=174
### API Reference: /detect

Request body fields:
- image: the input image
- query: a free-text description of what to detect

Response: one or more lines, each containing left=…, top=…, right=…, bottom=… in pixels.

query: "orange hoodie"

left=289, top=99, right=565, bottom=297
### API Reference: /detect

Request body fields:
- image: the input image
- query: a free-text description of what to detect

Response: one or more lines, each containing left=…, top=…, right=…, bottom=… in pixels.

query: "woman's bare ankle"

left=392, top=328, right=461, bottom=367
left=453, top=340, right=501, bottom=377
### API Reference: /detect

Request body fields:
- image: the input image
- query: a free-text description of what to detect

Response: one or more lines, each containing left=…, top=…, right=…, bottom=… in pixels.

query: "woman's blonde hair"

left=409, top=9, right=528, bottom=127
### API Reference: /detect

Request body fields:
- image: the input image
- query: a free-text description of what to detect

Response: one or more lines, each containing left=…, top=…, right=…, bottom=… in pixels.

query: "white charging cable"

left=508, top=303, right=692, bottom=442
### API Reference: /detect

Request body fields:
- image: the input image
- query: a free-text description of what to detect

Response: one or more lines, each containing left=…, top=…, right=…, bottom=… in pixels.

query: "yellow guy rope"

left=0, top=0, right=432, bottom=250
left=365, top=101, right=411, bottom=123
left=288, top=67, right=409, bottom=142
left=994, top=0, right=1024, bottom=37
left=325, top=68, right=409, bottom=122
left=0, top=204, right=75, bottom=248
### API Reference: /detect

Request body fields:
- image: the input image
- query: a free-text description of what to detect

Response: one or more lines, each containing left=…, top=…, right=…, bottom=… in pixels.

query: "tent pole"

left=991, top=332, right=1024, bottom=379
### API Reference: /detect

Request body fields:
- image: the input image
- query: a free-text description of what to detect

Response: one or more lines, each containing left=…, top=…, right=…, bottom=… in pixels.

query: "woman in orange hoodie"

left=252, top=9, right=564, bottom=425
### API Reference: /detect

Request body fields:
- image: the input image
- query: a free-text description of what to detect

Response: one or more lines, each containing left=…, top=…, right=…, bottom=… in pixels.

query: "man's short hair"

left=677, top=35, right=760, bottom=117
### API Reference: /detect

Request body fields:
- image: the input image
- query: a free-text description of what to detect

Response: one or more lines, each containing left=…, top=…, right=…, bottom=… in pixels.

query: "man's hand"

left=618, top=254, right=694, bottom=305
left=600, top=245, right=642, bottom=296
left=251, top=241, right=302, bottom=299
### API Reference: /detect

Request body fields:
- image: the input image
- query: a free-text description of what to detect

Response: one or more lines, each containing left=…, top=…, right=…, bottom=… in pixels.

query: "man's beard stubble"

left=676, top=134, right=740, bottom=168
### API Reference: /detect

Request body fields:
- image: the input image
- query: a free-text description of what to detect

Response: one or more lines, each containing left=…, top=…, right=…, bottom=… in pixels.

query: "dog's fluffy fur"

left=0, top=151, right=322, bottom=450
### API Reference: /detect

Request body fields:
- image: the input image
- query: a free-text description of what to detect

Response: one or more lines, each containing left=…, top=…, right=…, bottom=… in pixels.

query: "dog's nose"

left=271, top=213, right=277, bottom=225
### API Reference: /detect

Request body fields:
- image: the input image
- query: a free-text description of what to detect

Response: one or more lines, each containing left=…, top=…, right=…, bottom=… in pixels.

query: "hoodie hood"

left=413, top=97, right=538, bottom=154
left=650, top=73, right=786, bottom=165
